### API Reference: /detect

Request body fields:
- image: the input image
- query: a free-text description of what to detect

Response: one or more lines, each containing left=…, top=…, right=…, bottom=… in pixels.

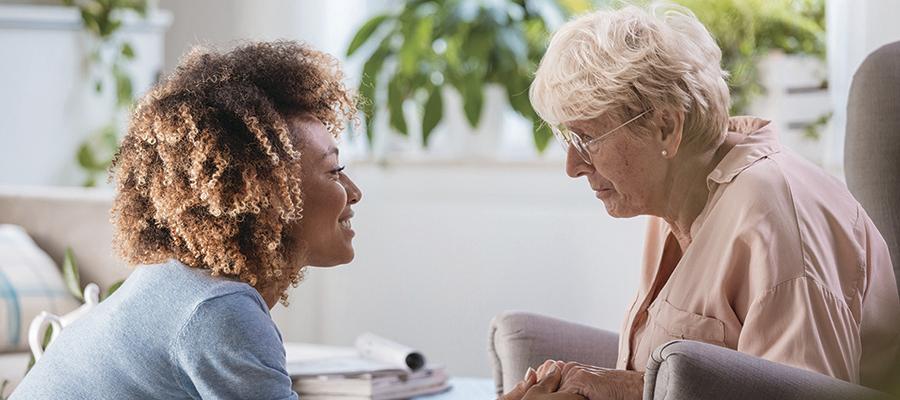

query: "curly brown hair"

left=109, top=41, right=356, bottom=304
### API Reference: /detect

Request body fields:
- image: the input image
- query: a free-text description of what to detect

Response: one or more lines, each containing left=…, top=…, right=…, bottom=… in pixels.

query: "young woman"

left=13, top=41, right=362, bottom=399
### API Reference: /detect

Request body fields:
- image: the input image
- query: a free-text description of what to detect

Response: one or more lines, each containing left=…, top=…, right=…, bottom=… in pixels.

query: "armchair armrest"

left=489, top=311, right=619, bottom=396
left=645, top=340, right=895, bottom=400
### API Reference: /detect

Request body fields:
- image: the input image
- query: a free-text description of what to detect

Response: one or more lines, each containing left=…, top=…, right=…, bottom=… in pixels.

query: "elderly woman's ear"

left=655, top=109, right=684, bottom=159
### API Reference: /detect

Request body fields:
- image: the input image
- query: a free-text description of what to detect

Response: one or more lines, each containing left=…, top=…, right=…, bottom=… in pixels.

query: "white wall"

left=270, top=162, right=646, bottom=377
left=0, top=4, right=170, bottom=186
left=159, top=0, right=372, bottom=74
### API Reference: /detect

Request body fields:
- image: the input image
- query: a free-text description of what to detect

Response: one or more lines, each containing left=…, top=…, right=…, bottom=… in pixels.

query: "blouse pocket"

left=648, top=300, right=726, bottom=347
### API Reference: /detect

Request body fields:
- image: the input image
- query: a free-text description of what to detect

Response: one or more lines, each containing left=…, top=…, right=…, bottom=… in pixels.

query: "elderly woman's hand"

left=500, top=361, right=586, bottom=400
left=554, top=362, right=644, bottom=400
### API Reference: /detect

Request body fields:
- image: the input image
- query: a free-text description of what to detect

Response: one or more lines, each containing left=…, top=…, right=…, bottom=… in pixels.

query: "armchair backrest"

left=845, top=41, right=900, bottom=295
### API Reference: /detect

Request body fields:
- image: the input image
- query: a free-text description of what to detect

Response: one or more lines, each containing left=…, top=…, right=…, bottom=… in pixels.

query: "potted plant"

left=671, top=0, right=826, bottom=115
left=347, top=0, right=591, bottom=155
left=63, top=0, right=149, bottom=186
left=348, top=0, right=825, bottom=158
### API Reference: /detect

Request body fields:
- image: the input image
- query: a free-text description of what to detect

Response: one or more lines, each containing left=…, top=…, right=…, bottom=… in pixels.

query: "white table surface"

left=414, top=377, right=495, bottom=399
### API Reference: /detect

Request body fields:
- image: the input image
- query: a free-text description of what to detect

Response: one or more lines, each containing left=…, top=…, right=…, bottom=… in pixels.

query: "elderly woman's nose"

left=565, top=147, right=593, bottom=178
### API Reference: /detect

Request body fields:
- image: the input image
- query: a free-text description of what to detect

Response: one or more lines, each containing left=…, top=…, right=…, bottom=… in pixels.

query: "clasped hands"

left=499, top=360, right=644, bottom=400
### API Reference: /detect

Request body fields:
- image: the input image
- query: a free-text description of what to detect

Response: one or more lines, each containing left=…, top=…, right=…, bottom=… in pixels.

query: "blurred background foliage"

left=348, top=0, right=825, bottom=151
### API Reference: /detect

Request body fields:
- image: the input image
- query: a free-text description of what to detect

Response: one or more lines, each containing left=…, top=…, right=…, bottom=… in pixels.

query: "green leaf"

left=80, top=10, right=101, bottom=36
left=94, top=80, right=103, bottom=93
left=62, top=248, right=83, bottom=301
left=120, top=42, right=135, bottom=60
left=532, top=119, right=553, bottom=153
left=77, top=144, right=99, bottom=170
left=398, top=16, right=434, bottom=76
left=527, top=0, right=566, bottom=30
left=83, top=176, right=97, bottom=188
left=114, top=66, right=133, bottom=107
left=465, top=28, right=494, bottom=66
left=347, top=14, right=389, bottom=56
left=360, top=42, right=391, bottom=144
left=102, top=124, right=119, bottom=149
left=104, top=19, right=123, bottom=38
left=387, top=77, right=408, bottom=135
left=102, top=279, right=124, bottom=301
left=422, top=86, right=443, bottom=145
left=41, top=323, right=52, bottom=347
left=461, top=76, right=484, bottom=128
left=504, top=76, right=534, bottom=118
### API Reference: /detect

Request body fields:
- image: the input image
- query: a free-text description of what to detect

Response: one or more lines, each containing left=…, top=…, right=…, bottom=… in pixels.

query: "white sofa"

left=0, top=185, right=130, bottom=396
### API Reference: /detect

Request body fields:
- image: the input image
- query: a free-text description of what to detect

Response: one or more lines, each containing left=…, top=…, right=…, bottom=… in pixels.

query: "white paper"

left=284, top=335, right=429, bottom=378
left=354, top=332, right=426, bottom=371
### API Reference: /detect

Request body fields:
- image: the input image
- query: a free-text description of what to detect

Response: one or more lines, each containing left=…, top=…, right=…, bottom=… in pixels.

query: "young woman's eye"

left=330, top=165, right=346, bottom=176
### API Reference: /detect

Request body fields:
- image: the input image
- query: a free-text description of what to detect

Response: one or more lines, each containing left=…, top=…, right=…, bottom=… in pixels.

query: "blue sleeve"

left=171, top=291, right=298, bottom=400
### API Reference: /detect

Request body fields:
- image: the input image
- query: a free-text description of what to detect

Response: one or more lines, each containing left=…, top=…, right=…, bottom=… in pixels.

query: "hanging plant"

left=62, top=0, right=148, bottom=186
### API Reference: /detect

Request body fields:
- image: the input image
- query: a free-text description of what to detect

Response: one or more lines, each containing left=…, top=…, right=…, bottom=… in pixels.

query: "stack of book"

left=285, top=334, right=451, bottom=400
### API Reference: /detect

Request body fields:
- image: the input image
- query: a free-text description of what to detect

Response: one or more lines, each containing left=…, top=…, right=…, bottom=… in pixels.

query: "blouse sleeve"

left=737, top=276, right=861, bottom=383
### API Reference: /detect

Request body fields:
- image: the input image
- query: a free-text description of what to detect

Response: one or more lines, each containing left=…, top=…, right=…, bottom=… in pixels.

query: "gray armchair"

left=488, top=41, right=900, bottom=400
left=489, top=312, right=894, bottom=400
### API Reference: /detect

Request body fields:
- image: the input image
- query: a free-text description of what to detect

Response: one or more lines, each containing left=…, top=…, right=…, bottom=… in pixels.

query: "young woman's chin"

left=306, top=245, right=355, bottom=267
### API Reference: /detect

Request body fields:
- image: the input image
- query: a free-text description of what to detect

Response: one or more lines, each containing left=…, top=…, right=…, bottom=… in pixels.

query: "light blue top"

left=11, top=259, right=298, bottom=400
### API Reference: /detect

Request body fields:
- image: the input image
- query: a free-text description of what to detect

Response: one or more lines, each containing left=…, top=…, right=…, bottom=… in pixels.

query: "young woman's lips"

left=339, top=218, right=355, bottom=237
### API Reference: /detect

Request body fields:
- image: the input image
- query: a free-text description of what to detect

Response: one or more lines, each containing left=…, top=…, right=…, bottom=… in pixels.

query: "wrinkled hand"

left=499, top=361, right=586, bottom=400
left=556, top=362, right=644, bottom=400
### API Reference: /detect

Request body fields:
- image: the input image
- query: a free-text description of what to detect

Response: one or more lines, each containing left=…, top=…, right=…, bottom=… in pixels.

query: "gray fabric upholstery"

left=488, top=311, right=618, bottom=395
left=0, top=186, right=129, bottom=289
left=645, top=340, right=893, bottom=400
left=845, top=40, right=900, bottom=292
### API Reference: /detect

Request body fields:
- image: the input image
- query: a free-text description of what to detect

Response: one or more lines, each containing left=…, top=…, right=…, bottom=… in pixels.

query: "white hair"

left=530, top=2, right=730, bottom=148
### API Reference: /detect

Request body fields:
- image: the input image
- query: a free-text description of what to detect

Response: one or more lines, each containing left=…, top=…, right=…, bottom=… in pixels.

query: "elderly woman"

left=12, top=41, right=361, bottom=399
left=503, top=4, right=900, bottom=400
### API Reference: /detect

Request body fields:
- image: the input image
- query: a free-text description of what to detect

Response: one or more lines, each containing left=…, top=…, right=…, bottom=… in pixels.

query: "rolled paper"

left=355, top=332, right=426, bottom=371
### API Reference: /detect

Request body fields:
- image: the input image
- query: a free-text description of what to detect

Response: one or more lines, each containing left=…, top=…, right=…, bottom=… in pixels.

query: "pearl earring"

left=661, top=150, right=669, bottom=157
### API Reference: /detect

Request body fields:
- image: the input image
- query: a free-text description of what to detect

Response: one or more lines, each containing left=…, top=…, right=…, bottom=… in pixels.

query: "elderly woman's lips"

left=594, top=188, right=613, bottom=199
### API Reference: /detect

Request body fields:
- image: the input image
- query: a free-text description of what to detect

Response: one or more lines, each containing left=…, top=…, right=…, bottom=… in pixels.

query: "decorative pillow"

left=0, top=224, right=81, bottom=352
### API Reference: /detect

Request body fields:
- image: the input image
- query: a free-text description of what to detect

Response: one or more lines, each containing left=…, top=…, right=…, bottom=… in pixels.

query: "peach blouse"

left=616, top=117, right=900, bottom=389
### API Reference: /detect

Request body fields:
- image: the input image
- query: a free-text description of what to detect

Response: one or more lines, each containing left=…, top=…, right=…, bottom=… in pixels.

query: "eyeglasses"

left=552, top=109, right=653, bottom=166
